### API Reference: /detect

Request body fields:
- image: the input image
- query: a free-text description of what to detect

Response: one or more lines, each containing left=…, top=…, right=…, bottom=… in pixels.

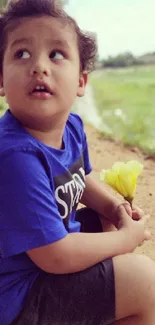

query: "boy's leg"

left=75, top=207, right=103, bottom=232
left=76, top=207, right=116, bottom=232
left=77, top=208, right=155, bottom=325
left=100, top=217, right=117, bottom=232
left=14, top=209, right=155, bottom=324
left=12, top=258, right=116, bottom=325
left=112, top=253, right=155, bottom=325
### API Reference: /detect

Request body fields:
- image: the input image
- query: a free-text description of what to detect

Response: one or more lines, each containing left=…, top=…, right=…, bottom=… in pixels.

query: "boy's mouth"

left=30, top=82, right=54, bottom=99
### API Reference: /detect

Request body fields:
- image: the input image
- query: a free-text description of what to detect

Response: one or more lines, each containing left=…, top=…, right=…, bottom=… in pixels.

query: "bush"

left=102, top=52, right=143, bottom=68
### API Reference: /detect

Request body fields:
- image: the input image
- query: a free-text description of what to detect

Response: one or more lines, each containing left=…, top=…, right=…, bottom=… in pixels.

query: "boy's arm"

left=80, top=174, right=129, bottom=226
left=27, top=205, right=149, bottom=275
left=27, top=228, right=129, bottom=274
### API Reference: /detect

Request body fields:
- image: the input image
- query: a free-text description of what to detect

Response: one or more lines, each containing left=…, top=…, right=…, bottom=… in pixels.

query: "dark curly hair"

left=0, top=0, right=98, bottom=74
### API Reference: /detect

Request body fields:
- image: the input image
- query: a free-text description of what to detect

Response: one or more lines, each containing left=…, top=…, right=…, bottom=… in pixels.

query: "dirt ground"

left=84, top=123, right=155, bottom=260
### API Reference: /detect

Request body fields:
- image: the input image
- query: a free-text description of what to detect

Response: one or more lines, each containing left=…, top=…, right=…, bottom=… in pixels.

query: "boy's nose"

left=31, top=67, right=49, bottom=77
left=30, top=60, right=50, bottom=77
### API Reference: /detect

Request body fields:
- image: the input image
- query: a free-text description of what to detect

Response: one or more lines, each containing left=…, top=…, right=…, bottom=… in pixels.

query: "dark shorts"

left=12, top=208, right=115, bottom=325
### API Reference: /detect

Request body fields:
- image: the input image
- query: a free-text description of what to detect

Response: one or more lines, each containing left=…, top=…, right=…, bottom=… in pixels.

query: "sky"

left=65, top=0, right=155, bottom=59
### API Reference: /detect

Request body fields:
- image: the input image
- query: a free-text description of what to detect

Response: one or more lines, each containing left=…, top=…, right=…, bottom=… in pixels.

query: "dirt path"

left=84, top=123, right=155, bottom=260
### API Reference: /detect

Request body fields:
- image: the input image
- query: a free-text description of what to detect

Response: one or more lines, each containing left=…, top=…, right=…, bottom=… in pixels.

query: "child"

left=0, top=0, right=155, bottom=324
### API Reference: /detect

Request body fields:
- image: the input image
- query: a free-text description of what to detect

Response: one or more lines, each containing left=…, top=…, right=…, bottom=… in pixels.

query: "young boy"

left=0, top=0, right=155, bottom=324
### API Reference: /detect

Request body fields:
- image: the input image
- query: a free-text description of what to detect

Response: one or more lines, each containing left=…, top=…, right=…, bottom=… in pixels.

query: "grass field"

left=90, top=66, right=155, bottom=154
left=0, top=97, right=8, bottom=116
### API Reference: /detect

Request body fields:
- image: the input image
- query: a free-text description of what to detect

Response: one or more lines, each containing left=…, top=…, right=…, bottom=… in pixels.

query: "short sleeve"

left=76, top=114, right=92, bottom=175
left=0, top=149, right=68, bottom=258
left=82, top=130, right=92, bottom=175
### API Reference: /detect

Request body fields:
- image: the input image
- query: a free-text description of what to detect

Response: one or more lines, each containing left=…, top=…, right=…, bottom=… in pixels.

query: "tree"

left=102, top=52, right=141, bottom=69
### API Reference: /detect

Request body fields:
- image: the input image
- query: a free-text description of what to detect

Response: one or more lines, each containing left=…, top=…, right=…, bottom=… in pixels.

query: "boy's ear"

left=0, top=76, right=5, bottom=97
left=77, top=72, right=88, bottom=97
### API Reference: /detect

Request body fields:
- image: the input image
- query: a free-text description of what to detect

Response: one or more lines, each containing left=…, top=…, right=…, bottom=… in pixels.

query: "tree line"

left=100, top=51, right=155, bottom=68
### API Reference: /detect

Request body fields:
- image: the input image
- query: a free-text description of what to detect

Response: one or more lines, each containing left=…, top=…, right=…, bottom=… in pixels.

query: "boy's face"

left=1, top=16, right=87, bottom=130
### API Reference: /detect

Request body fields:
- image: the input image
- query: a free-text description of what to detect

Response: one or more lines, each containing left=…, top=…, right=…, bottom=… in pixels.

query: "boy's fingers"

left=133, top=212, right=150, bottom=222
left=132, top=205, right=144, bottom=219
left=132, top=205, right=143, bottom=215
left=132, top=211, right=141, bottom=220
left=132, top=211, right=147, bottom=221
left=137, top=213, right=150, bottom=223
left=138, top=230, right=151, bottom=246
left=122, top=202, right=132, bottom=217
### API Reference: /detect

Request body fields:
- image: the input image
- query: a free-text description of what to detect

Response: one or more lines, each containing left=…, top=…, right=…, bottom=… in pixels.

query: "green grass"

left=0, top=97, right=8, bottom=116
left=90, top=66, right=155, bottom=154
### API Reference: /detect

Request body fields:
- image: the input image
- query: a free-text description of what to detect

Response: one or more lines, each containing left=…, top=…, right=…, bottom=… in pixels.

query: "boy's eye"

left=15, top=50, right=30, bottom=59
left=50, top=51, right=64, bottom=60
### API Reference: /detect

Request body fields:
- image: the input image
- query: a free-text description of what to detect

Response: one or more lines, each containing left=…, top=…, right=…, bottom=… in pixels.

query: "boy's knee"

left=126, top=252, right=153, bottom=265
left=113, top=253, right=155, bottom=318
left=114, top=252, right=153, bottom=269
left=113, top=253, right=155, bottom=287
left=126, top=253, right=154, bottom=275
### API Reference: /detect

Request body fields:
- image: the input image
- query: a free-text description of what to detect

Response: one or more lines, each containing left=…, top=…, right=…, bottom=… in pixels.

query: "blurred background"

left=65, top=0, right=155, bottom=155
left=0, top=0, right=155, bottom=155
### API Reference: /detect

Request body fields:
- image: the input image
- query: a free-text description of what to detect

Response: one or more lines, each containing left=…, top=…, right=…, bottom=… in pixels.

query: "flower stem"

left=125, top=197, right=133, bottom=209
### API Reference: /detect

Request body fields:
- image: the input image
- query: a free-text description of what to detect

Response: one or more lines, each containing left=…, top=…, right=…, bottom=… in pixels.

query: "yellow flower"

left=100, top=160, right=143, bottom=204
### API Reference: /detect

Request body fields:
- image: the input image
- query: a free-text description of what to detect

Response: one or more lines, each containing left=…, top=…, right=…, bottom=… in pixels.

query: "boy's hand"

left=114, top=201, right=149, bottom=227
left=132, top=205, right=146, bottom=220
left=121, top=202, right=148, bottom=221
left=117, top=205, right=151, bottom=250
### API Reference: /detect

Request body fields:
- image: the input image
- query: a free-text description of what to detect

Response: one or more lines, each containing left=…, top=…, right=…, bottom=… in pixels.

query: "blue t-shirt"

left=0, top=109, right=92, bottom=325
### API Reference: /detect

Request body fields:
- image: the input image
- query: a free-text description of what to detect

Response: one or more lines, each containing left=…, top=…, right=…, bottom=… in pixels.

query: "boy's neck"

left=26, top=127, right=64, bottom=149
left=24, top=114, right=68, bottom=149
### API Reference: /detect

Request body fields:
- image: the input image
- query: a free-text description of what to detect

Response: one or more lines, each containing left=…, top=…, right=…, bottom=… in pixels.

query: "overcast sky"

left=66, top=0, right=155, bottom=58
